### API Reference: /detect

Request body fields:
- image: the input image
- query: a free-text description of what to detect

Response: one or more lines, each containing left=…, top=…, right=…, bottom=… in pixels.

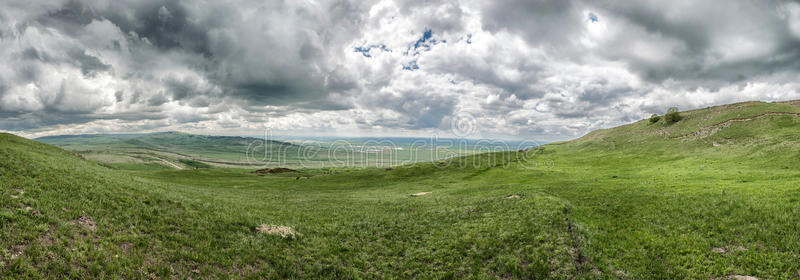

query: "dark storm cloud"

left=1, top=0, right=800, bottom=139
left=0, top=110, right=169, bottom=131
left=0, top=0, right=373, bottom=133
left=482, top=0, right=800, bottom=86
left=363, top=89, right=459, bottom=129
left=601, top=1, right=800, bottom=85
left=481, top=0, right=578, bottom=46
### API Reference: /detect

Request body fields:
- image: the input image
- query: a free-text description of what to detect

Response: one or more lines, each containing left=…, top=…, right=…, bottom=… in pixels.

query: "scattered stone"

left=712, top=247, right=727, bottom=254
left=74, top=216, right=97, bottom=232
left=255, top=224, right=299, bottom=238
left=252, top=168, right=300, bottom=175
left=505, top=195, right=521, bottom=199
left=410, top=192, right=431, bottom=197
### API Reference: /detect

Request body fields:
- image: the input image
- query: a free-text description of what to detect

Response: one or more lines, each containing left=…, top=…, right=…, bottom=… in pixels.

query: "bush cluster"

left=664, top=107, right=682, bottom=124
left=649, top=114, right=661, bottom=123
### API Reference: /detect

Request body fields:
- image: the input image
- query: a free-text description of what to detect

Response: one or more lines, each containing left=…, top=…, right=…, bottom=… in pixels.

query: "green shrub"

left=649, top=114, right=661, bottom=123
left=664, top=107, right=682, bottom=124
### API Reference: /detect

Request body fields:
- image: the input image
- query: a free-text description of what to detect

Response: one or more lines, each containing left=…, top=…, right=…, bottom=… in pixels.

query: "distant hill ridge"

left=36, top=131, right=294, bottom=146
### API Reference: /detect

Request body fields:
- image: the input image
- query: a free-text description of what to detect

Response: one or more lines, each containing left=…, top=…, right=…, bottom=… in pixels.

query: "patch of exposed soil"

left=716, top=276, right=759, bottom=280
left=505, top=195, right=521, bottom=199
left=119, top=242, right=133, bottom=252
left=10, top=244, right=25, bottom=260
left=255, top=224, right=299, bottom=238
left=74, top=216, right=97, bottom=232
left=252, top=168, right=301, bottom=175
left=39, top=230, right=55, bottom=246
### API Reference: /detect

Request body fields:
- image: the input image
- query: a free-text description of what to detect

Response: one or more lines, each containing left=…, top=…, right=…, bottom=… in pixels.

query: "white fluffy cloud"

left=1, top=0, right=799, bottom=141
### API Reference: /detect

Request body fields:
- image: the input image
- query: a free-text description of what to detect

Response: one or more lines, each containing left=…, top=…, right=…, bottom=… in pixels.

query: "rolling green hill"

left=3, top=100, right=800, bottom=278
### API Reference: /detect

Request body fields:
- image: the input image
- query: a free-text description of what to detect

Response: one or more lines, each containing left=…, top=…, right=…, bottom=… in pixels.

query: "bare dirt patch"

left=717, top=276, right=759, bottom=280
left=10, top=244, right=25, bottom=260
left=21, top=205, right=42, bottom=217
left=39, top=230, right=55, bottom=246
left=255, top=224, right=299, bottom=238
left=119, top=242, right=133, bottom=252
left=505, top=195, right=521, bottom=199
left=74, top=216, right=97, bottom=232
left=410, top=192, right=431, bottom=197
left=252, top=168, right=301, bottom=175
left=713, top=246, right=748, bottom=254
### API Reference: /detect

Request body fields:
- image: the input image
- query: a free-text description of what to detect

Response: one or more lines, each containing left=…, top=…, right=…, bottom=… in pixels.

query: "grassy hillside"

left=3, top=100, right=800, bottom=278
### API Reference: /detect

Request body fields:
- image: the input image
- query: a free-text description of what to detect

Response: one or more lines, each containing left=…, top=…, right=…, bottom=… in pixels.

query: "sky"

left=1, top=0, right=800, bottom=141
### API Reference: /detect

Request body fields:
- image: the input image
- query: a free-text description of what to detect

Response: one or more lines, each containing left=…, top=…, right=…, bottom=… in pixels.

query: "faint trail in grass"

left=671, top=112, right=800, bottom=140
left=562, top=206, right=595, bottom=276
left=156, top=157, right=183, bottom=169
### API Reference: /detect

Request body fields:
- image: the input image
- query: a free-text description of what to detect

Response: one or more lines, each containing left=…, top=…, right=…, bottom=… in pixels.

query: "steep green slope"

left=522, top=100, right=800, bottom=278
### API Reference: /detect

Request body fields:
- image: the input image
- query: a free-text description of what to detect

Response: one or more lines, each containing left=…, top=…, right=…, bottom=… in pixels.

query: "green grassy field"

left=3, top=100, right=800, bottom=278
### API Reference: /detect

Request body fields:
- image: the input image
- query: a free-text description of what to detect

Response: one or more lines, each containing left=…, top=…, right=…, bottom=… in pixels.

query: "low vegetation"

left=649, top=113, right=661, bottom=123
left=664, top=106, right=682, bottom=124
left=3, top=100, right=800, bottom=278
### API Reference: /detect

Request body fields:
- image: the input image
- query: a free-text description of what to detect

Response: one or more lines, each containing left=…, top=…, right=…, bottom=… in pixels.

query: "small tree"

left=649, top=114, right=661, bottom=123
left=664, top=107, right=682, bottom=124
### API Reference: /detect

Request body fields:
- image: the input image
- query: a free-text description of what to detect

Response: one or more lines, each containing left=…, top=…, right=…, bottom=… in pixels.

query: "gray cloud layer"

left=1, top=0, right=800, bottom=140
